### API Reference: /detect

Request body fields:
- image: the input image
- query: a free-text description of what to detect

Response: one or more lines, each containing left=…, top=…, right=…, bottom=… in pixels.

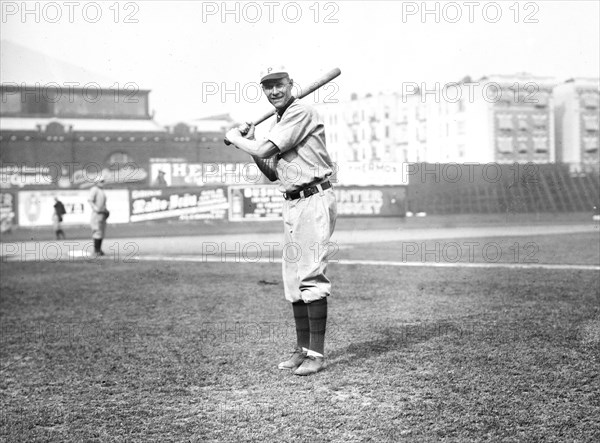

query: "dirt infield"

left=2, top=212, right=596, bottom=243
left=2, top=221, right=598, bottom=265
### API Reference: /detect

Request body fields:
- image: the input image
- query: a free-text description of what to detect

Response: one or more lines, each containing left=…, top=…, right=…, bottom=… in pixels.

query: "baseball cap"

left=260, top=65, right=289, bottom=84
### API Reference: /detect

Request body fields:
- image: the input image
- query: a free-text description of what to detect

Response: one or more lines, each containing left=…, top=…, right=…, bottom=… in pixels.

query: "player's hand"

left=239, top=122, right=255, bottom=140
left=226, top=127, right=242, bottom=143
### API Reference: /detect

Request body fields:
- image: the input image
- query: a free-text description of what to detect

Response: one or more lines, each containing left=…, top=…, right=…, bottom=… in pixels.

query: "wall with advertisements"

left=17, top=189, right=130, bottom=227
left=10, top=184, right=406, bottom=227
left=229, top=185, right=406, bottom=221
left=148, top=161, right=267, bottom=187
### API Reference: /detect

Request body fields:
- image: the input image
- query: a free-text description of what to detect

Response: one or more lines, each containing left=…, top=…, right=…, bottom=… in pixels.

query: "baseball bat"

left=224, top=67, right=342, bottom=145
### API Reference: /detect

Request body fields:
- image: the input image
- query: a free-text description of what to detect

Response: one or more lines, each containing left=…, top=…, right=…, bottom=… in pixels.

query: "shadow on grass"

left=327, top=320, right=465, bottom=369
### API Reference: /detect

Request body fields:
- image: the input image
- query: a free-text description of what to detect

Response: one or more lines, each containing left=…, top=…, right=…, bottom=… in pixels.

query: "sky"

left=1, top=0, right=599, bottom=124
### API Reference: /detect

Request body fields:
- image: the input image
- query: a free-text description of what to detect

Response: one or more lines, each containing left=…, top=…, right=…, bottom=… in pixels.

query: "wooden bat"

left=224, top=67, right=342, bottom=145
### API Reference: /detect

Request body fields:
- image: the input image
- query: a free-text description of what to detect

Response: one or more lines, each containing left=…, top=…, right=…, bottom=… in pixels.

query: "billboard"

left=0, top=162, right=148, bottom=189
left=229, top=185, right=284, bottom=221
left=336, top=162, right=408, bottom=186
left=228, top=185, right=406, bottom=221
left=1, top=192, right=17, bottom=232
left=149, top=162, right=264, bottom=187
left=130, top=187, right=228, bottom=222
left=336, top=186, right=406, bottom=216
left=17, top=189, right=130, bottom=227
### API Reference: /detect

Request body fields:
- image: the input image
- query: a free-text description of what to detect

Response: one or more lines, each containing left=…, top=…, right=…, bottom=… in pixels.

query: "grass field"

left=1, top=225, right=599, bottom=442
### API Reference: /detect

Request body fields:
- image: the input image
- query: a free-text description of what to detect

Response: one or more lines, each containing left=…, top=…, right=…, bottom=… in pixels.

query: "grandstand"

left=407, top=163, right=600, bottom=215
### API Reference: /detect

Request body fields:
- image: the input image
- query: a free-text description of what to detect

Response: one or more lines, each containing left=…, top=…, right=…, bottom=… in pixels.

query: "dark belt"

left=283, top=180, right=332, bottom=201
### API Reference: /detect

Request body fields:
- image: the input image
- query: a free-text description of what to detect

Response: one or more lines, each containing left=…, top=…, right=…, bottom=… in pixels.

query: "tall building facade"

left=317, top=73, right=566, bottom=170
left=423, top=74, right=557, bottom=164
left=316, top=92, right=425, bottom=185
left=553, top=78, right=600, bottom=172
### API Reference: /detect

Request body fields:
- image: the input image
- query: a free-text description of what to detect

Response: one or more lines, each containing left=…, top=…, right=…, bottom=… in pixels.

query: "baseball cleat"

left=293, top=355, right=325, bottom=376
left=278, top=347, right=307, bottom=370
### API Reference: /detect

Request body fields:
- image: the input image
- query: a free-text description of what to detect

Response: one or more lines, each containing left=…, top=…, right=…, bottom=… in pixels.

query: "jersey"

left=89, top=185, right=107, bottom=212
left=89, top=185, right=108, bottom=240
left=266, top=100, right=334, bottom=192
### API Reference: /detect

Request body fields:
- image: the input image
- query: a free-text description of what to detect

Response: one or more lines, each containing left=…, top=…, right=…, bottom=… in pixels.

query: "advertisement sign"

left=0, top=164, right=55, bottom=189
left=0, top=162, right=148, bottom=189
left=149, top=162, right=264, bottom=187
left=229, top=185, right=406, bottom=220
left=130, top=187, right=228, bottom=222
left=335, top=186, right=406, bottom=216
left=336, top=162, right=408, bottom=186
left=229, top=185, right=284, bottom=221
left=1, top=192, right=17, bottom=233
left=17, top=189, right=130, bottom=227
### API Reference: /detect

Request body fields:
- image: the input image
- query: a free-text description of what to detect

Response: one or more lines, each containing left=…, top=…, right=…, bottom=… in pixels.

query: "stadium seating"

left=407, top=163, right=600, bottom=214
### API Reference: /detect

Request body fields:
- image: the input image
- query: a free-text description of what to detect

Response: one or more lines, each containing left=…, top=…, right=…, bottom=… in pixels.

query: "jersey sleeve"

left=267, top=105, right=316, bottom=154
left=88, top=187, right=97, bottom=204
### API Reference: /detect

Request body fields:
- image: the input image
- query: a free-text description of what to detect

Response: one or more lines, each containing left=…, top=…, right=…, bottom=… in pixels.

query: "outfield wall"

left=2, top=185, right=407, bottom=229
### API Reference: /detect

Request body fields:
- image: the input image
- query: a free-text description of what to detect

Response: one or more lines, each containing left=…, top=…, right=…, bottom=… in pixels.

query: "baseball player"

left=88, top=176, right=109, bottom=257
left=52, top=196, right=66, bottom=239
left=226, top=68, right=337, bottom=376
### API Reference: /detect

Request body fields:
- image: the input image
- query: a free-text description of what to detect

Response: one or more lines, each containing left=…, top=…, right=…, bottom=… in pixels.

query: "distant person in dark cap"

left=52, top=196, right=66, bottom=239
left=154, top=169, right=168, bottom=187
left=88, top=175, right=109, bottom=257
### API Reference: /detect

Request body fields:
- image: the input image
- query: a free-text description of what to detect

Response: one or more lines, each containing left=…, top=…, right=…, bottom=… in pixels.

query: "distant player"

left=226, top=67, right=337, bottom=376
left=154, top=169, right=168, bottom=187
left=88, top=176, right=109, bottom=257
left=52, top=197, right=66, bottom=239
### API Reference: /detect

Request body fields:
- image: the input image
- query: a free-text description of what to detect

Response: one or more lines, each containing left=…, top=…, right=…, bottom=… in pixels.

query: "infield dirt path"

left=2, top=223, right=597, bottom=259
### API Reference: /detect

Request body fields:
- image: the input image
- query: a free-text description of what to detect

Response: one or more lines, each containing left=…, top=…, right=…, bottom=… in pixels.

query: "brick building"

left=0, top=41, right=248, bottom=190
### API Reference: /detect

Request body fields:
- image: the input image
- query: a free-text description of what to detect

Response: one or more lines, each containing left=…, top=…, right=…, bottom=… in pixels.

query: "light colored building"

left=422, top=74, right=558, bottom=164
left=316, top=92, right=424, bottom=185
left=553, top=77, right=600, bottom=172
left=317, top=73, right=559, bottom=175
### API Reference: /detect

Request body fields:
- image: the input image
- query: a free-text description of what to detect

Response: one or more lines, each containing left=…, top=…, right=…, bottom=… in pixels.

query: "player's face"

left=262, top=78, right=294, bottom=110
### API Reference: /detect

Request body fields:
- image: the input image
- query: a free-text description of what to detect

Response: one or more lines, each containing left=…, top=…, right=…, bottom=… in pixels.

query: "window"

left=21, top=90, right=52, bottom=115
left=533, top=137, right=548, bottom=153
left=0, top=90, right=21, bottom=114
left=581, top=93, right=599, bottom=109
left=531, top=114, right=547, bottom=129
left=583, top=136, right=599, bottom=152
left=534, top=93, right=549, bottom=108
left=518, top=143, right=528, bottom=154
left=517, top=115, right=529, bottom=131
left=583, top=115, right=599, bottom=131
left=497, top=114, right=513, bottom=130
left=497, top=136, right=513, bottom=153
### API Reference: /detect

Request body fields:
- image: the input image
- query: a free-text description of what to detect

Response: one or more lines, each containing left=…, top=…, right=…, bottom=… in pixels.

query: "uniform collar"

left=276, top=97, right=296, bottom=119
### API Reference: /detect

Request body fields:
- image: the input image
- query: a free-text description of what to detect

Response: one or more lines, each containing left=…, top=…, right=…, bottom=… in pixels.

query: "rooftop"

left=0, top=117, right=165, bottom=133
